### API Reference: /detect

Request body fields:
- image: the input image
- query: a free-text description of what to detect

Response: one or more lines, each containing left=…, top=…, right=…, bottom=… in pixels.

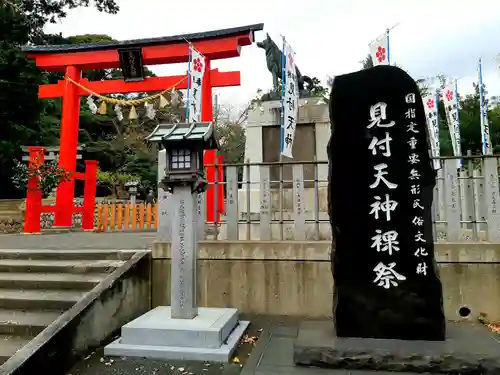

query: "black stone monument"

left=294, top=66, right=500, bottom=375
left=327, top=65, right=445, bottom=341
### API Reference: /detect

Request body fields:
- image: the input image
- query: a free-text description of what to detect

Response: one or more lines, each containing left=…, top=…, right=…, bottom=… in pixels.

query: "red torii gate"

left=23, top=24, right=264, bottom=227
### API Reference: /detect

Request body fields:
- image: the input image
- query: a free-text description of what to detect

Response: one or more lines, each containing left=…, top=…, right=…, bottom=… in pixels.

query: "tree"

left=429, top=74, right=500, bottom=156
left=361, top=53, right=374, bottom=70
left=261, top=76, right=329, bottom=101
left=309, top=77, right=329, bottom=98
left=82, top=92, right=186, bottom=197
left=214, top=104, right=246, bottom=165
left=0, top=0, right=119, bottom=197
left=456, top=82, right=500, bottom=155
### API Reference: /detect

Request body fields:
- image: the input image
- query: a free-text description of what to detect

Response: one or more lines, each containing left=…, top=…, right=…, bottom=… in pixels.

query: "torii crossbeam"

left=23, top=24, right=264, bottom=226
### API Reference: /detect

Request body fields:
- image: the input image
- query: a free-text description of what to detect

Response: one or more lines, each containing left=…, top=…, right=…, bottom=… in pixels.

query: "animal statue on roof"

left=257, top=33, right=315, bottom=98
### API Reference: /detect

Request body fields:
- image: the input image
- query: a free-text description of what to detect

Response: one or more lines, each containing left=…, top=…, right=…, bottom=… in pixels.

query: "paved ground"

left=0, top=232, right=155, bottom=249
left=66, top=315, right=431, bottom=375
left=241, top=317, right=432, bottom=375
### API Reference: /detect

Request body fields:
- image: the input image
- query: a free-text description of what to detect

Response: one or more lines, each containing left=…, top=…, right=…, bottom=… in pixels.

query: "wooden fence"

left=95, top=202, right=158, bottom=232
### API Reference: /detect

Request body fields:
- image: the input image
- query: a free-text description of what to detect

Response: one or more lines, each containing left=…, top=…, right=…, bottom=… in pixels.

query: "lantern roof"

left=146, top=122, right=219, bottom=150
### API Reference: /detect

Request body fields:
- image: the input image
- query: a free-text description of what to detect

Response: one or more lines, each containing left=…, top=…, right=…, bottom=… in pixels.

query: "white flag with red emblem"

left=187, top=45, right=205, bottom=123
left=369, top=30, right=390, bottom=66
left=281, top=39, right=299, bottom=159
left=442, top=82, right=462, bottom=167
left=422, top=94, right=441, bottom=170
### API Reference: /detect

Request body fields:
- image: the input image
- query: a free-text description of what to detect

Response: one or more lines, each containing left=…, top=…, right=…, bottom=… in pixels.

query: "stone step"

left=0, top=334, right=32, bottom=364
left=0, top=249, right=136, bottom=261
left=0, top=259, right=125, bottom=274
left=0, top=309, right=62, bottom=336
left=0, top=289, right=85, bottom=310
left=0, top=273, right=107, bottom=290
left=0, top=211, right=22, bottom=217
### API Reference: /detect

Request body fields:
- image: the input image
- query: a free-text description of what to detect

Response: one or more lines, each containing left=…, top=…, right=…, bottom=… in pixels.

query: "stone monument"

left=105, top=122, right=249, bottom=362
left=293, top=66, right=500, bottom=374
left=328, top=65, right=445, bottom=340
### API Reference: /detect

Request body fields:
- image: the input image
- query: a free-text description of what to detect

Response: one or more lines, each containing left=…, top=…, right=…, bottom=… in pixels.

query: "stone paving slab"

left=239, top=316, right=440, bottom=375
left=0, top=232, right=155, bottom=250
left=67, top=315, right=428, bottom=375
left=294, top=321, right=500, bottom=374
left=62, top=313, right=448, bottom=375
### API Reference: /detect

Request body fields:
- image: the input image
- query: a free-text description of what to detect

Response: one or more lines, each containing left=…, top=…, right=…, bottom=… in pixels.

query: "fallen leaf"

left=487, top=323, right=500, bottom=333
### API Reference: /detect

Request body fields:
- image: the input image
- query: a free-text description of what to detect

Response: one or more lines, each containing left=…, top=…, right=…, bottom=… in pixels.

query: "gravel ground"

left=65, top=319, right=265, bottom=375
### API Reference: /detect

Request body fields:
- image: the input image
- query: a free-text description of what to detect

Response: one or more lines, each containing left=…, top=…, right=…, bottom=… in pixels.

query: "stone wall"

left=0, top=218, right=23, bottom=233
left=152, top=241, right=500, bottom=322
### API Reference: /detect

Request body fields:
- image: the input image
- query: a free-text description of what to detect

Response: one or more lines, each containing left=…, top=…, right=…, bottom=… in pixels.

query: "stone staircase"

left=0, top=249, right=136, bottom=364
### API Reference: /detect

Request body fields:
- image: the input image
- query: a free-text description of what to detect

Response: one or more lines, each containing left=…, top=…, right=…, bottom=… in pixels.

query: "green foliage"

left=96, top=168, right=140, bottom=198
left=361, top=53, right=374, bottom=70
left=213, top=103, right=247, bottom=165
left=0, top=0, right=119, bottom=198
left=309, top=77, right=329, bottom=98
left=11, top=159, right=72, bottom=198
left=216, top=123, right=246, bottom=164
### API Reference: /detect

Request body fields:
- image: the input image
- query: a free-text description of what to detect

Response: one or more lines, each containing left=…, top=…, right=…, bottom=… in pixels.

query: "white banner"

left=422, top=94, right=441, bottom=170
left=281, top=39, right=299, bottom=159
left=187, top=46, right=205, bottom=123
left=369, top=31, right=389, bottom=66
left=442, top=83, right=462, bottom=168
left=496, top=53, right=500, bottom=76
left=478, top=58, right=492, bottom=155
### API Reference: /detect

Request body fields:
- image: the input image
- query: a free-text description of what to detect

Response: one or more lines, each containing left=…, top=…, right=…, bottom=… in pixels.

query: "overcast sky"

left=44, top=0, right=500, bottom=108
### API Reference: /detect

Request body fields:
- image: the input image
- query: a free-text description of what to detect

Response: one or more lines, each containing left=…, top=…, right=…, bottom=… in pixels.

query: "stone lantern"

left=156, top=122, right=218, bottom=194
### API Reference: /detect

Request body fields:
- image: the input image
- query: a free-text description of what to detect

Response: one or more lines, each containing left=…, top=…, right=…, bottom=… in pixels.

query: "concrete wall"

left=152, top=241, right=500, bottom=322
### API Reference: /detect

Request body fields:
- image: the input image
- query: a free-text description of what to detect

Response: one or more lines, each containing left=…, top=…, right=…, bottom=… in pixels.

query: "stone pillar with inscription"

left=170, top=184, right=197, bottom=319
left=105, top=122, right=249, bottom=363
left=327, top=66, right=445, bottom=341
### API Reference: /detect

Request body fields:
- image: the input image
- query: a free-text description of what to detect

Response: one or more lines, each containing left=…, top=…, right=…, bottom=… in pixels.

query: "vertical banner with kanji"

left=478, top=58, right=492, bottom=155
left=442, top=81, right=462, bottom=168
left=281, top=38, right=299, bottom=159
left=187, top=45, right=205, bottom=123
left=422, top=94, right=441, bottom=170
left=496, top=53, right=500, bottom=77
left=369, top=29, right=390, bottom=66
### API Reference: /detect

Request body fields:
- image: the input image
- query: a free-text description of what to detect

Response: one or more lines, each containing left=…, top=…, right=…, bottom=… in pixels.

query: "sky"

left=44, top=0, right=500, bottom=109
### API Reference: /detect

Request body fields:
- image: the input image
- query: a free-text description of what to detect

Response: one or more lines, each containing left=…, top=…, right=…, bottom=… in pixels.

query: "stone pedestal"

left=294, top=321, right=500, bottom=374
left=241, top=98, right=330, bottom=213
left=105, top=181, right=248, bottom=362
left=105, top=307, right=249, bottom=362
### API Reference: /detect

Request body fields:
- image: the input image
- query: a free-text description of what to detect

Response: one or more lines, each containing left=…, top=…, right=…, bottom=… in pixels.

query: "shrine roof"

left=22, top=24, right=264, bottom=54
